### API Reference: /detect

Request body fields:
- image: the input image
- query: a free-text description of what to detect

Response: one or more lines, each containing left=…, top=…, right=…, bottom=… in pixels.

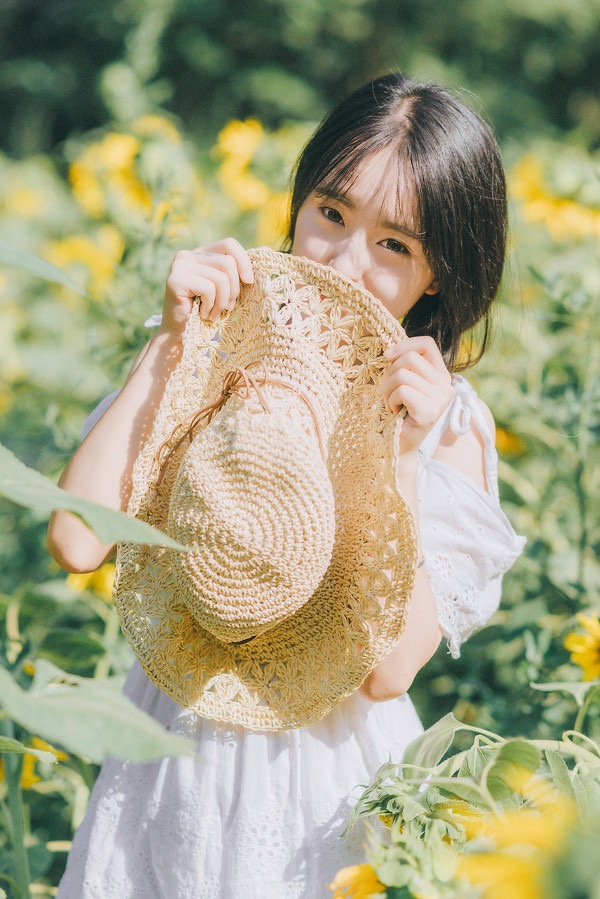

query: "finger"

left=197, top=267, right=232, bottom=321
left=178, top=268, right=231, bottom=321
left=382, top=369, right=430, bottom=414
left=193, top=252, right=241, bottom=306
left=383, top=367, right=428, bottom=397
left=388, top=384, right=428, bottom=416
left=198, top=238, right=254, bottom=285
left=197, top=284, right=216, bottom=320
left=384, top=336, right=448, bottom=376
left=385, top=350, right=440, bottom=385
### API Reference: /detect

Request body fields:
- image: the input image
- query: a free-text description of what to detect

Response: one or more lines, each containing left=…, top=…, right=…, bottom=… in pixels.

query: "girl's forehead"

left=318, top=149, right=420, bottom=234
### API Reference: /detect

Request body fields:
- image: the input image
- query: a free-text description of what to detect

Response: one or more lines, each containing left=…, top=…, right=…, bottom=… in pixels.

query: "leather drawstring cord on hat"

left=156, top=361, right=325, bottom=487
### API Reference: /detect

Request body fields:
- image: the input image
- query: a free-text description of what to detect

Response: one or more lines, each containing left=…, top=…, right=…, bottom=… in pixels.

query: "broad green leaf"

left=38, top=629, right=106, bottom=671
left=571, top=774, right=600, bottom=822
left=28, top=840, right=54, bottom=882
left=0, top=663, right=193, bottom=763
left=397, top=796, right=426, bottom=823
left=0, top=238, right=89, bottom=298
left=0, top=442, right=186, bottom=550
left=0, top=735, right=56, bottom=765
left=435, top=749, right=470, bottom=779
left=486, top=740, right=541, bottom=800
left=402, top=713, right=462, bottom=769
left=458, top=743, right=494, bottom=778
left=430, top=839, right=458, bottom=882
left=545, top=750, right=576, bottom=798
left=30, top=659, right=75, bottom=691
left=434, top=777, right=489, bottom=807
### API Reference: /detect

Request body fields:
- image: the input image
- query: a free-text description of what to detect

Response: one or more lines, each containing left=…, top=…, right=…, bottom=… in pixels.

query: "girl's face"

left=291, top=151, right=439, bottom=319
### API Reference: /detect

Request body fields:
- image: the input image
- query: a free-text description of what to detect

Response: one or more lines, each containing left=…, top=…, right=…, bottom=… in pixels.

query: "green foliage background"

left=2, top=0, right=600, bottom=154
left=0, top=2, right=599, bottom=895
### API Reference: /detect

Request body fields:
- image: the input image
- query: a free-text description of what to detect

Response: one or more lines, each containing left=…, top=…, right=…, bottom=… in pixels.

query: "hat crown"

left=167, top=381, right=336, bottom=643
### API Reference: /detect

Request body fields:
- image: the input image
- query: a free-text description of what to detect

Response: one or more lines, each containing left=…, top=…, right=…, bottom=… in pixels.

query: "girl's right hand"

left=160, top=238, right=255, bottom=337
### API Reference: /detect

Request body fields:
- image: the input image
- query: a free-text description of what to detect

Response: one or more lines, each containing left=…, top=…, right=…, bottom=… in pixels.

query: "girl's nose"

left=327, top=237, right=367, bottom=284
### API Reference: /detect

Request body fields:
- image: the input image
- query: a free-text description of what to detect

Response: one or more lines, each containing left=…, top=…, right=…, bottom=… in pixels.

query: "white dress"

left=57, top=376, right=525, bottom=899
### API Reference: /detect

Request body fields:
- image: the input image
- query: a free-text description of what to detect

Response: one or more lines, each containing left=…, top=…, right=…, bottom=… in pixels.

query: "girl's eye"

left=380, top=238, right=410, bottom=255
left=320, top=206, right=344, bottom=225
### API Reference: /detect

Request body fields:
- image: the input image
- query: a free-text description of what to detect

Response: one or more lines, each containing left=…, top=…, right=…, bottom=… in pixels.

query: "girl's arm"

left=359, top=451, right=442, bottom=702
left=359, top=336, right=487, bottom=702
left=47, top=239, right=253, bottom=573
left=359, top=420, right=490, bottom=701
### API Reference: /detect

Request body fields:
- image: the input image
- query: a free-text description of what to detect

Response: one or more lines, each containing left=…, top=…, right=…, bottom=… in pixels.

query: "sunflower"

left=329, top=863, right=386, bottom=898
left=563, top=613, right=600, bottom=681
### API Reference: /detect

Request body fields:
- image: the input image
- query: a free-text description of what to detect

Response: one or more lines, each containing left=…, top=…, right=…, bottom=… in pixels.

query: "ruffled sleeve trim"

left=416, top=376, right=526, bottom=658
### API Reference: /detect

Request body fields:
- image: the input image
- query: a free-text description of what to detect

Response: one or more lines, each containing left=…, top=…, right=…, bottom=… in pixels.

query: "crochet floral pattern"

left=113, top=248, right=419, bottom=730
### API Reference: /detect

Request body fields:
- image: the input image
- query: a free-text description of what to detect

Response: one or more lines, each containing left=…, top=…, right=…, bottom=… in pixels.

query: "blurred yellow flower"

left=19, top=753, right=41, bottom=789
left=30, top=736, right=68, bottom=762
left=216, top=119, right=264, bottom=162
left=438, top=799, right=486, bottom=840
left=132, top=114, right=182, bottom=143
left=511, top=154, right=600, bottom=241
left=511, top=155, right=547, bottom=205
left=257, top=190, right=290, bottom=245
left=4, top=186, right=47, bottom=218
left=0, top=387, right=12, bottom=415
left=70, top=132, right=151, bottom=218
left=564, top=613, right=600, bottom=680
left=473, top=805, right=567, bottom=852
left=215, top=119, right=272, bottom=212
left=69, top=160, right=105, bottom=216
left=67, top=562, right=115, bottom=602
left=458, top=796, right=576, bottom=899
left=1, top=737, right=68, bottom=790
left=495, top=427, right=527, bottom=457
left=455, top=337, right=477, bottom=368
left=219, top=158, right=271, bottom=212
left=42, top=225, right=124, bottom=300
left=100, top=133, right=140, bottom=169
left=459, top=852, right=542, bottom=899
left=329, top=864, right=386, bottom=898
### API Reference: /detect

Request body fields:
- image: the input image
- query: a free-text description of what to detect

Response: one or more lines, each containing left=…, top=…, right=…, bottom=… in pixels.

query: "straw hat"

left=114, top=248, right=419, bottom=730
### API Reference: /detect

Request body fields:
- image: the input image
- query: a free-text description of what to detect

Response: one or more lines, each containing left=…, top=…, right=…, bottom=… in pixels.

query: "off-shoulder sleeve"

left=416, top=377, right=526, bottom=658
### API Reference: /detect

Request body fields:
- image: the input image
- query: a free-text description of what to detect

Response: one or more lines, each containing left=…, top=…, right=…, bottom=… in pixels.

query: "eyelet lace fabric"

left=57, top=665, right=423, bottom=899
left=58, top=360, right=525, bottom=898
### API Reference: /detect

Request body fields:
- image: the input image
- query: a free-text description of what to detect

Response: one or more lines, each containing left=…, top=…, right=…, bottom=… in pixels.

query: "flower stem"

left=0, top=720, right=31, bottom=899
left=532, top=738, right=600, bottom=769
left=573, top=685, right=600, bottom=734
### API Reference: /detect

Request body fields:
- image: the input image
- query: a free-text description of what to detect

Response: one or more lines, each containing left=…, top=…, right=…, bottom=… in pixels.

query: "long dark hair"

left=285, top=73, right=507, bottom=371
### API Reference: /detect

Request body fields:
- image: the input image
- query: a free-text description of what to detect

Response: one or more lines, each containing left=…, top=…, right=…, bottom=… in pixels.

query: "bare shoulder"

left=433, top=398, right=494, bottom=492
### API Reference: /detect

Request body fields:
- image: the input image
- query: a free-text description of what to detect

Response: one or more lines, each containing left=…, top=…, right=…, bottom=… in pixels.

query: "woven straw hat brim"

left=113, top=248, right=419, bottom=731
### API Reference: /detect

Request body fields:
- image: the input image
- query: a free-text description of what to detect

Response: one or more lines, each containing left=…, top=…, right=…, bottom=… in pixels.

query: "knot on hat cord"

left=156, top=362, right=325, bottom=487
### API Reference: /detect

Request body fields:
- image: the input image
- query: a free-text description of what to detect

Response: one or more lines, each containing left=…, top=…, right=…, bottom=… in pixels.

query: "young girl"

left=48, top=72, right=524, bottom=897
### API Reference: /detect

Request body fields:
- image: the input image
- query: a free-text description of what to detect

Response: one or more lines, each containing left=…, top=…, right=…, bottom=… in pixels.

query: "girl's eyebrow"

left=379, top=217, right=424, bottom=242
left=315, top=187, right=423, bottom=242
left=316, top=187, right=352, bottom=207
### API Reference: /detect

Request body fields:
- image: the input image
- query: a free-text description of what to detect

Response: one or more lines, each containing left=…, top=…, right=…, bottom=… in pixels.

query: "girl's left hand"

left=381, top=336, right=454, bottom=456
